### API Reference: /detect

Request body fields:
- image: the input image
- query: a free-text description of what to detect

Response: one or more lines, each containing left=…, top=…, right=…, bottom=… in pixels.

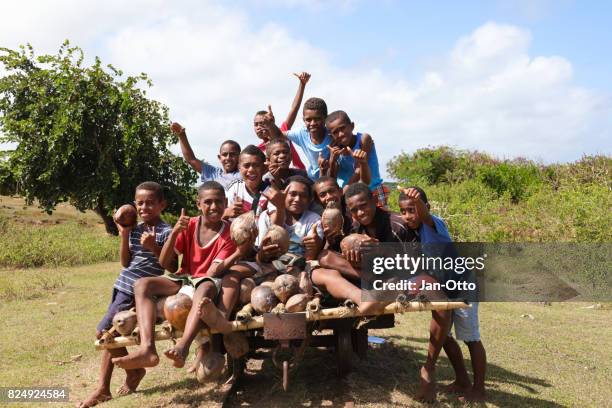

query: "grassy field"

left=1, top=193, right=610, bottom=407
left=1, top=262, right=610, bottom=407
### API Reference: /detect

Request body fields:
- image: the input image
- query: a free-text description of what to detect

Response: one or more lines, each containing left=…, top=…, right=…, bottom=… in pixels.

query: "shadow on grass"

left=226, top=340, right=563, bottom=408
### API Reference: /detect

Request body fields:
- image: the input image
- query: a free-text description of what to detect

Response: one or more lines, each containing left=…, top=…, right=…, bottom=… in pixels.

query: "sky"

left=1, top=0, right=610, bottom=179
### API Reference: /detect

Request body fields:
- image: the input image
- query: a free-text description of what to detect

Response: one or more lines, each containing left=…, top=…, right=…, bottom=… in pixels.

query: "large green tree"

left=0, top=42, right=196, bottom=234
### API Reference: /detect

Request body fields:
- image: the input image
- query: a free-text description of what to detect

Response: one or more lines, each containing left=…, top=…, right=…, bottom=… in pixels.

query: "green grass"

left=0, top=262, right=610, bottom=407
left=0, top=196, right=118, bottom=268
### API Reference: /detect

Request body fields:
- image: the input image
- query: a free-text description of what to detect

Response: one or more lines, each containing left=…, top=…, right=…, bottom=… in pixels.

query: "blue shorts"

left=96, top=288, right=135, bottom=333
left=449, top=302, right=480, bottom=342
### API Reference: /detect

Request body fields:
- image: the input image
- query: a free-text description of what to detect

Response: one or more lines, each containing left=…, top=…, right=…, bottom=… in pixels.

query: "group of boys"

left=78, top=73, right=485, bottom=407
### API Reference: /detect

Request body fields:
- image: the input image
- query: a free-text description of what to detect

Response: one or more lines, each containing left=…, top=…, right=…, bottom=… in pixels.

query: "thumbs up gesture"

left=348, top=146, right=368, bottom=165
left=303, top=222, right=322, bottom=260
left=173, top=208, right=190, bottom=234
left=141, top=225, right=157, bottom=252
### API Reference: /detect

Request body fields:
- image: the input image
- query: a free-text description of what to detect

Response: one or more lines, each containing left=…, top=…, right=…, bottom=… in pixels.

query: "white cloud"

left=1, top=3, right=609, bottom=180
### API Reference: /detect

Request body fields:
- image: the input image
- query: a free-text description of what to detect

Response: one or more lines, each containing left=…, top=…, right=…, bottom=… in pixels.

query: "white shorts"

left=449, top=302, right=480, bottom=342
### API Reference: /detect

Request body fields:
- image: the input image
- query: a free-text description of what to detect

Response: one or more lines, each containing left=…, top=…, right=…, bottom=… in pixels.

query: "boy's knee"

left=134, top=278, right=151, bottom=297
left=221, top=274, right=240, bottom=286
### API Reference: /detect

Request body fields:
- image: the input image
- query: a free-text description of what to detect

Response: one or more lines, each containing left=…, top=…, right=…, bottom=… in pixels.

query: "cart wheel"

left=336, top=327, right=353, bottom=377
left=353, top=328, right=368, bottom=360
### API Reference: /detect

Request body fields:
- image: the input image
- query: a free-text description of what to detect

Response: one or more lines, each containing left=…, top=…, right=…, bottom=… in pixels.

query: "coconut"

left=259, top=280, right=275, bottom=289
left=163, top=293, right=192, bottom=331
left=196, top=351, right=225, bottom=383
left=272, top=274, right=299, bottom=303
left=285, top=293, right=309, bottom=313
left=340, top=233, right=370, bottom=254
left=113, top=204, right=137, bottom=228
left=155, top=296, right=167, bottom=324
left=321, top=201, right=344, bottom=237
left=250, top=285, right=279, bottom=314
left=298, top=271, right=312, bottom=298
left=262, top=225, right=290, bottom=255
left=230, top=211, right=258, bottom=245
left=239, top=278, right=256, bottom=305
left=112, top=309, right=137, bottom=336
left=223, top=332, right=250, bottom=359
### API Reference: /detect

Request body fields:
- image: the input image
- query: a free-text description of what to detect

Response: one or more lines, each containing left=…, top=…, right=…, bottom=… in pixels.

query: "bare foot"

left=164, top=344, right=188, bottom=368
left=415, top=365, right=436, bottom=402
left=116, top=368, right=146, bottom=395
left=458, top=388, right=486, bottom=403
left=76, top=389, right=111, bottom=407
left=441, top=381, right=471, bottom=395
left=198, top=298, right=233, bottom=334
left=112, top=349, right=159, bottom=370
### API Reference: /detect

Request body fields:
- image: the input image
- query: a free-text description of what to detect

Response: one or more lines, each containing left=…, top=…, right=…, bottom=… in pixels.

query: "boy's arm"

left=262, top=185, right=287, bottom=226
left=117, top=224, right=132, bottom=268
left=159, top=210, right=189, bottom=271
left=171, top=122, right=203, bottom=174
left=350, top=147, right=371, bottom=186
left=402, top=188, right=434, bottom=228
left=140, top=226, right=163, bottom=259
left=206, top=241, right=253, bottom=277
left=262, top=105, right=290, bottom=141
left=284, top=72, right=311, bottom=130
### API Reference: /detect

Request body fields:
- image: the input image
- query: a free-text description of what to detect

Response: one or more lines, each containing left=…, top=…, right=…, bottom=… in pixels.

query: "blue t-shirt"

left=200, top=161, right=241, bottom=190
left=418, top=215, right=452, bottom=243
left=286, top=127, right=331, bottom=179
left=114, top=221, right=172, bottom=296
left=335, top=133, right=383, bottom=189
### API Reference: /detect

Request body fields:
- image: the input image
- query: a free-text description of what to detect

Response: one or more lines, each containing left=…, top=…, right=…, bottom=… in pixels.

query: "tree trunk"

left=95, top=195, right=118, bottom=235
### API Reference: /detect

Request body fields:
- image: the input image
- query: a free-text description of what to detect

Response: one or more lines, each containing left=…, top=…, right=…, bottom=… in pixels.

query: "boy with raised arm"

left=325, top=110, right=389, bottom=208
left=255, top=72, right=309, bottom=170
left=78, top=182, right=172, bottom=408
left=171, top=122, right=241, bottom=190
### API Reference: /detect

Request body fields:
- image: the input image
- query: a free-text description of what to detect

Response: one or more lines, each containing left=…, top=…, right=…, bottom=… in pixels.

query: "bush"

left=477, top=162, right=542, bottom=203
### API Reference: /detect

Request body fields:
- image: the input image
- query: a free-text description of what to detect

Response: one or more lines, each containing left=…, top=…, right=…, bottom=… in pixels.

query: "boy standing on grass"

left=325, top=110, right=389, bottom=208
left=398, top=186, right=487, bottom=402
left=112, top=181, right=253, bottom=370
left=255, top=72, right=310, bottom=170
left=78, top=182, right=172, bottom=408
left=170, top=122, right=241, bottom=190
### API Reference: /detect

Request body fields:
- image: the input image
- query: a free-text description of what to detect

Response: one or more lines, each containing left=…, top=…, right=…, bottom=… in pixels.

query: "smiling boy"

left=171, top=122, right=241, bottom=190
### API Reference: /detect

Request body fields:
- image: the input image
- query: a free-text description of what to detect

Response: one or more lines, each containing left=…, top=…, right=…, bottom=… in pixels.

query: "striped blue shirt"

left=113, top=221, right=172, bottom=296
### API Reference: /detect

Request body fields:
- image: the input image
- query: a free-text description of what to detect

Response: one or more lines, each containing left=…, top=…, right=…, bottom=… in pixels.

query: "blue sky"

left=1, top=0, right=610, bottom=178
left=239, top=0, right=611, bottom=90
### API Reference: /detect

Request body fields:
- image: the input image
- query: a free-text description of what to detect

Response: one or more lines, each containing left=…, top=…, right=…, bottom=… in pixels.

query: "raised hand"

left=173, top=208, right=190, bottom=234
left=170, top=122, right=185, bottom=136
left=262, top=104, right=275, bottom=128
left=262, top=184, right=287, bottom=209
left=348, top=146, right=368, bottom=165
left=303, top=222, right=322, bottom=260
left=115, top=221, right=133, bottom=237
left=293, top=72, right=311, bottom=85
left=226, top=195, right=244, bottom=218
left=140, top=225, right=157, bottom=252
left=318, top=152, right=330, bottom=173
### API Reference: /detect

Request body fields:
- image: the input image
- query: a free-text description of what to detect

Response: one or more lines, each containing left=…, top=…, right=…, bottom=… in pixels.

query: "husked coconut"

left=321, top=201, right=344, bottom=237
left=230, top=211, right=258, bottom=245
left=272, top=274, right=299, bottom=303
left=112, top=309, right=137, bottom=336
left=340, top=233, right=371, bottom=254
left=239, top=278, right=256, bottom=305
left=298, top=271, right=312, bottom=297
left=262, top=225, right=290, bottom=254
left=260, top=280, right=275, bottom=289
left=250, top=285, right=279, bottom=314
left=113, top=204, right=137, bottom=228
left=223, top=332, right=250, bottom=359
left=196, top=352, right=225, bottom=383
left=286, top=293, right=309, bottom=312
left=163, top=293, right=192, bottom=331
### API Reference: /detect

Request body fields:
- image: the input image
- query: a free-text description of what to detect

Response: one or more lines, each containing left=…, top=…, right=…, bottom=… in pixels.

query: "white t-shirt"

left=257, top=210, right=324, bottom=256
